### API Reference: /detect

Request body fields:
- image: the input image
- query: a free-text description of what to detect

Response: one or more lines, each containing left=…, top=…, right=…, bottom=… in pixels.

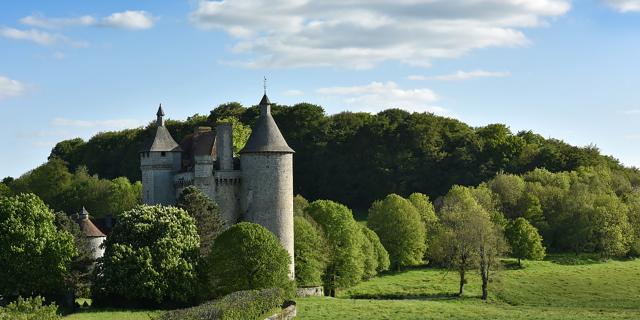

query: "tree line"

left=29, top=101, right=632, bottom=212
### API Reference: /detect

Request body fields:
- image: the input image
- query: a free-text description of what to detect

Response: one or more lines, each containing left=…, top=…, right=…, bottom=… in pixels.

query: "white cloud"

left=622, top=109, right=640, bottom=115
left=0, top=26, right=57, bottom=45
left=317, top=81, right=445, bottom=114
left=283, top=89, right=304, bottom=96
left=605, top=0, right=640, bottom=12
left=0, top=75, right=26, bottom=100
left=19, top=11, right=155, bottom=31
left=20, top=15, right=96, bottom=29
left=407, top=75, right=427, bottom=81
left=52, top=117, right=144, bottom=130
left=190, top=0, right=570, bottom=69
left=101, top=11, right=155, bottom=30
left=434, top=70, right=511, bottom=81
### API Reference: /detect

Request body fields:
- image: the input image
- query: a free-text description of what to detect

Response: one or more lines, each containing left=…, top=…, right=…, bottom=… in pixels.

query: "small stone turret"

left=140, top=104, right=183, bottom=205
left=77, top=207, right=106, bottom=260
left=214, top=122, right=241, bottom=227
left=240, top=93, right=295, bottom=278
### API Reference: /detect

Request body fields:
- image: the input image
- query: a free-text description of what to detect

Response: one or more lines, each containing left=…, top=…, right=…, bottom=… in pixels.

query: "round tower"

left=140, top=104, right=183, bottom=205
left=240, top=93, right=295, bottom=278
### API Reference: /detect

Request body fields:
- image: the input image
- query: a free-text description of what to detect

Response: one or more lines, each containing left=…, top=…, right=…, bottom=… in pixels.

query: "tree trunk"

left=458, top=269, right=465, bottom=296
left=518, top=258, right=521, bottom=267
left=481, top=275, right=488, bottom=300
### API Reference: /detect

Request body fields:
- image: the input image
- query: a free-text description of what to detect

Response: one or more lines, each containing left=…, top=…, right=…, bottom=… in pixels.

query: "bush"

left=506, top=217, right=546, bottom=266
left=92, top=205, right=200, bottom=307
left=0, top=296, right=60, bottom=320
left=368, top=194, right=426, bottom=270
left=159, top=288, right=286, bottom=320
left=305, top=200, right=364, bottom=295
left=177, top=186, right=225, bottom=257
left=207, top=222, right=292, bottom=297
left=294, top=216, right=329, bottom=286
left=0, top=194, right=76, bottom=300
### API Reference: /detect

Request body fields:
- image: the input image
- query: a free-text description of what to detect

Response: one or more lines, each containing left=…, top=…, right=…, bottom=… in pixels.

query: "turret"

left=240, top=92, right=295, bottom=278
left=140, top=104, right=182, bottom=205
left=77, top=207, right=106, bottom=260
left=214, top=122, right=241, bottom=227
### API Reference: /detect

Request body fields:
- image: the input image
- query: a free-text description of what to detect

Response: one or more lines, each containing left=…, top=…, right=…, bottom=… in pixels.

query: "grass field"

left=65, top=257, right=640, bottom=319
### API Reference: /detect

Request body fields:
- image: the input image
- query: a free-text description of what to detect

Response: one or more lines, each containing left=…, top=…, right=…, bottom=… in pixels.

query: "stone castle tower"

left=140, top=92, right=295, bottom=277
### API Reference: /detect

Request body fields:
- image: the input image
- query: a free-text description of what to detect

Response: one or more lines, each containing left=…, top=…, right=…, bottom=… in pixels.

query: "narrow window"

left=161, top=151, right=166, bottom=157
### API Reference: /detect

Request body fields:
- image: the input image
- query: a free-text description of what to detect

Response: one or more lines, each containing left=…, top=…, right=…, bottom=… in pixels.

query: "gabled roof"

left=240, top=94, right=294, bottom=154
left=141, top=125, right=182, bottom=152
left=78, top=207, right=106, bottom=238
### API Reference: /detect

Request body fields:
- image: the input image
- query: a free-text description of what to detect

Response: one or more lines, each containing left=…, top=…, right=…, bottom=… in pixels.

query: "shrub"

left=0, top=296, right=60, bottom=320
left=294, top=216, right=329, bottom=286
left=159, top=288, right=286, bottom=320
left=506, top=217, right=546, bottom=266
left=207, top=222, right=292, bottom=297
left=305, top=200, right=364, bottom=295
left=0, top=194, right=76, bottom=300
left=92, top=205, right=200, bottom=307
left=360, top=225, right=390, bottom=273
left=368, top=194, right=426, bottom=270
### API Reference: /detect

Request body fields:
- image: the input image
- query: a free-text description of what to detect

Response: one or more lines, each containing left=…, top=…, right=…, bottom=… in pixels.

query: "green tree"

left=358, top=224, right=378, bottom=280
left=0, top=194, right=76, bottom=300
left=505, top=218, right=545, bottom=266
left=368, top=194, right=426, bottom=270
left=0, top=183, right=10, bottom=198
left=305, top=200, right=364, bottom=296
left=106, top=177, right=142, bottom=216
left=54, top=212, right=94, bottom=299
left=294, top=216, right=329, bottom=286
left=218, top=117, right=251, bottom=155
left=93, top=205, right=200, bottom=306
left=11, top=159, right=73, bottom=211
left=360, top=225, right=390, bottom=273
left=177, top=186, right=225, bottom=257
left=408, top=192, right=438, bottom=259
left=207, top=222, right=292, bottom=297
left=208, top=102, right=246, bottom=122
left=294, top=194, right=310, bottom=217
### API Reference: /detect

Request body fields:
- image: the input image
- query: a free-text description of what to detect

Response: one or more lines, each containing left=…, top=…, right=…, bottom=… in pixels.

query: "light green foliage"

left=357, top=225, right=378, bottom=280
left=293, top=194, right=310, bottom=217
left=218, top=117, right=251, bottom=155
left=177, top=186, right=225, bottom=257
left=93, top=205, right=200, bottom=306
left=506, top=218, right=546, bottom=265
left=407, top=193, right=438, bottom=259
left=368, top=194, right=426, bottom=270
left=207, top=222, right=292, bottom=297
left=9, top=158, right=72, bottom=211
left=294, top=216, right=329, bottom=286
left=487, top=173, right=525, bottom=218
left=623, top=191, right=640, bottom=255
left=360, top=225, right=390, bottom=273
left=0, top=296, right=60, bottom=320
left=0, top=194, right=76, bottom=299
left=305, top=200, right=364, bottom=293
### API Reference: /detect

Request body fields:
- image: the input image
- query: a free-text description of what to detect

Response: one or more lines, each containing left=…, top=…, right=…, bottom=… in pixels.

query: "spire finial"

left=263, top=76, right=267, bottom=95
left=156, top=103, right=165, bottom=126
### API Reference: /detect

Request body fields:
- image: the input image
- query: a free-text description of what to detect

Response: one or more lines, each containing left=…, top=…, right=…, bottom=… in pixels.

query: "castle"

left=139, top=92, right=295, bottom=276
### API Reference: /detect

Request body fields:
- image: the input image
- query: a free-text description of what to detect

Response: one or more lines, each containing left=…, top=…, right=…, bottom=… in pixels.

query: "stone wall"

left=141, top=151, right=181, bottom=205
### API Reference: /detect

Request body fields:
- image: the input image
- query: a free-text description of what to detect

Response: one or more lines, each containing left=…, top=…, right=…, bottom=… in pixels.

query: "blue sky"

left=1, top=0, right=639, bottom=178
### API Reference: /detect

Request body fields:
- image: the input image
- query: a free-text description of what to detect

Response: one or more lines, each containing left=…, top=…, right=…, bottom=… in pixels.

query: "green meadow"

left=66, top=256, right=640, bottom=319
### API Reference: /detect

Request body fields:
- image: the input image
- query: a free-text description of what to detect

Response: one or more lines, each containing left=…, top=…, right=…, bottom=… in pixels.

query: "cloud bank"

left=20, top=10, right=156, bottom=30
left=190, top=0, right=570, bottom=69
left=605, top=0, right=640, bottom=12
left=0, top=76, right=26, bottom=100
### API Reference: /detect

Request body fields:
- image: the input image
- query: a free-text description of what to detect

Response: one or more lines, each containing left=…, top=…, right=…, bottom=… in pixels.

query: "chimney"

left=216, top=122, right=233, bottom=170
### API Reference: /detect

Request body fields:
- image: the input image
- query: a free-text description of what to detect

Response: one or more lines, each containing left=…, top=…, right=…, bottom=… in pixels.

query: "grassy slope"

left=298, top=258, right=640, bottom=319
left=64, top=310, right=160, bottom=320
left=66, top=258, right=640, bottom=319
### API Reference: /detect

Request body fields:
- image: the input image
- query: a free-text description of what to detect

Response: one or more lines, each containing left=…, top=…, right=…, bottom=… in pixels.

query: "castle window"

left=161, top=151, right=166, bottom=157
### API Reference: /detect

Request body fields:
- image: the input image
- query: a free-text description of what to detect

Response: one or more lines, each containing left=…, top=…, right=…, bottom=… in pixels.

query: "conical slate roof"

left=142, top=125, right=182, bottom=152
left=78, top=207, right=106, bottom=238
left=240, top=94, right=294, bottom=154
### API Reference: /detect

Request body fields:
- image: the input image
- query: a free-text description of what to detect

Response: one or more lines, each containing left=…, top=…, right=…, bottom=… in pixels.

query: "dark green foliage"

left=506, top=218, right=546, bottom=265
left=0, top=194, right=76, bottom=300
left=368, top=194, right=426, bottom=270
left=54, top=212, right=94, bottom=298
left=206, top=222, right=292, bottom=298
left=159, top=288, right=285, bottom=320
left=0, top=183, right=10, bottom=198
left=0, top=296, right=60, bottom=320
left=177, top=186, right=225, bottom=257
left=305, top=200, right=364, bottom=294
left=294, top=216, right=329, bottom=286
left=92, top=205, right=200, bottom=307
